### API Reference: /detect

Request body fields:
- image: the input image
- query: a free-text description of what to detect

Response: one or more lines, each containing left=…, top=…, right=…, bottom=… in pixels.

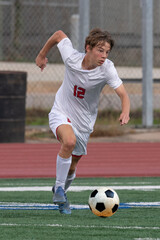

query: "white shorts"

left=49, top=108, right=90, bottom=156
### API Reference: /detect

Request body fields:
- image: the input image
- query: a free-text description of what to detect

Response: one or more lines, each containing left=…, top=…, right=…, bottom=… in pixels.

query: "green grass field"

left=26, top=109, right=160, bottom=126
left=0, top=177, right=160, bottom=240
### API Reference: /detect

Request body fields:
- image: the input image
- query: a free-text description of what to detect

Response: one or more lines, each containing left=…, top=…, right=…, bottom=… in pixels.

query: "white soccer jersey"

left=50, top=37, right=122, bottom=133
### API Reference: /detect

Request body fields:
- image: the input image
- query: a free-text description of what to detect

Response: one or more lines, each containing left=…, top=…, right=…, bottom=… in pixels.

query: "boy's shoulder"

left=103, top=59, right=114, bottom=68
left=102, top=59, right=118, bottom=73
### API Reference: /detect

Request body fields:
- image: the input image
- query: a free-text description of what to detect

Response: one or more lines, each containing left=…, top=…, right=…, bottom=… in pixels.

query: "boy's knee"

left=63, top=136, right=76, bottom=152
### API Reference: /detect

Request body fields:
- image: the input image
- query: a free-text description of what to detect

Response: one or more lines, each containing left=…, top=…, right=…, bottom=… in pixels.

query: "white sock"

left=65, top=171, right=76, bottom=192
left=55, top=154, right=72, bottom=191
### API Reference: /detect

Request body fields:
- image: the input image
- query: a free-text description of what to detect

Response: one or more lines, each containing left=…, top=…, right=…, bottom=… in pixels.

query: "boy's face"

left=86, top=42, right=111, bottom=67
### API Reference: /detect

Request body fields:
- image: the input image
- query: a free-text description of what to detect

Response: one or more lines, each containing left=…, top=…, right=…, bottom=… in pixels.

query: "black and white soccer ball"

left=88, top=187, right=120, bottom=217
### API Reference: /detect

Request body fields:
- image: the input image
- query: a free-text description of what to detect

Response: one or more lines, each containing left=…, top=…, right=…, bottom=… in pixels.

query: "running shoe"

left=53, top=186, right=66, bottom=204
left=52, top=186, right=71, bottom=214
left=59, top=199, right=71, bottom=214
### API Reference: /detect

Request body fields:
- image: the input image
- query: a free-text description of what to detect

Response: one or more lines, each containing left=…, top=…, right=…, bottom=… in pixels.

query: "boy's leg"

left=53, top=124, right=76, bottom=204
left=53, top=155, right=82, bottom=214
left=63, top=128, right=89, bottom=193
left=55, top=154, right=72, bottom=191
left=64, top=155, right=82, bottom=192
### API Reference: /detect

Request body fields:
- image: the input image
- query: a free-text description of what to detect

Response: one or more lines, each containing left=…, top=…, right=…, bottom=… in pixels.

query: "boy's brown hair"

left=85, top=28, right=114, bottom=52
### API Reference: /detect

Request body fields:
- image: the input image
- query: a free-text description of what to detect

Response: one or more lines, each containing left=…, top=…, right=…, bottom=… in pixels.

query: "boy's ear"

left=85, top=45, right=91, bottom=53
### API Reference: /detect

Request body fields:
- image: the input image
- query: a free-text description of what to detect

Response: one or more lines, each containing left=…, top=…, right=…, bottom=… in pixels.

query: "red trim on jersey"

left=67, top=118, right=71, bottom=123
left=72, top=154, right=82, bottom=158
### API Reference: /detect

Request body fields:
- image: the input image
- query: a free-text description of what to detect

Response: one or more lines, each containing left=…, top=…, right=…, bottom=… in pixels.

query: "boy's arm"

left=115, top=84, right=130, bottom=125
left=35, top=30, right=67, bottom=71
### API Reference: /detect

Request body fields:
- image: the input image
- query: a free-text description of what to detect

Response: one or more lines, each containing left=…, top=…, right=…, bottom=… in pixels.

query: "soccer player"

left=36, top=28, right=130, bottom=214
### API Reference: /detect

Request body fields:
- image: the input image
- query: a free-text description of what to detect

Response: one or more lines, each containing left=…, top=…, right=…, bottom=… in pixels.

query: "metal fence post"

left=78, top=0, right=90, bottom=52
left=142, top=0, right=153, bottom=127
left=70, top=14, right=79, bottom=49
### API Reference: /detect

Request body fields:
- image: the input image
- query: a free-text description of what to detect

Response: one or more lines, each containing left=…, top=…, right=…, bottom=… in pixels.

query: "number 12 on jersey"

left=73, top=85, right=86, bottom=99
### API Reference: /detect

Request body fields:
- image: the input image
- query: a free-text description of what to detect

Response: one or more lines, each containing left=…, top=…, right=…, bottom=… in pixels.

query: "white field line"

left=0, top=181, right=153, bottom=186
left=0, top=203, right=89, bottom=210
left=123, top=202, right=160, bottom=206
left=0, top=185, right=160, bottom=192
left=0, top=223, right=160, bottom=230
left=135, top=239, right=160, bottom=240
left=0, top=202, right=160, bottom=210
left=1, top=202, right=160, bottom=206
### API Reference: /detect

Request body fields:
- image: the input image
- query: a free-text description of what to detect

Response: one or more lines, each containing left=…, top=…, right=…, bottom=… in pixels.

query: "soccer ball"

left=88, top=187, right=120, bottom=217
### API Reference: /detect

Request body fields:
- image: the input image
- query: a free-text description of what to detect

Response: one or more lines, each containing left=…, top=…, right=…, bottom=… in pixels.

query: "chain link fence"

left=0, top=0, right=160, bottom=124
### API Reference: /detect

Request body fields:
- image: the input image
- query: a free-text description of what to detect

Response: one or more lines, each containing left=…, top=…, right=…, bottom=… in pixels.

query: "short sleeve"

left=105, top=61, right=123, bottom=89
left=57, top=38, right=75, bottom=63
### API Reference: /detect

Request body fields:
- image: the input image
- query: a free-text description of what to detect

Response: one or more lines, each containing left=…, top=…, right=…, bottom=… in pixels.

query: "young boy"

left=36, top=28, right=130, bottom=214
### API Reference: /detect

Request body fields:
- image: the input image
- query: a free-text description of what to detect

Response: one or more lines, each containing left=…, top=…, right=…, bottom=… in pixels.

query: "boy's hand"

left=36, top=54, right=48, bottom=71
left=119, top=113, right=130, bottom=125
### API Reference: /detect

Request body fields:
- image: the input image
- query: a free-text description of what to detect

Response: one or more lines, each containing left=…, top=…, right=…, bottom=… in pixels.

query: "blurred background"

left=0, top=0, right=159, bottom=142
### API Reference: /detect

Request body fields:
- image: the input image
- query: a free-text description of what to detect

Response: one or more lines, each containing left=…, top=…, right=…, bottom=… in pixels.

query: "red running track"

left=0, top=142, right=160, bottom=178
